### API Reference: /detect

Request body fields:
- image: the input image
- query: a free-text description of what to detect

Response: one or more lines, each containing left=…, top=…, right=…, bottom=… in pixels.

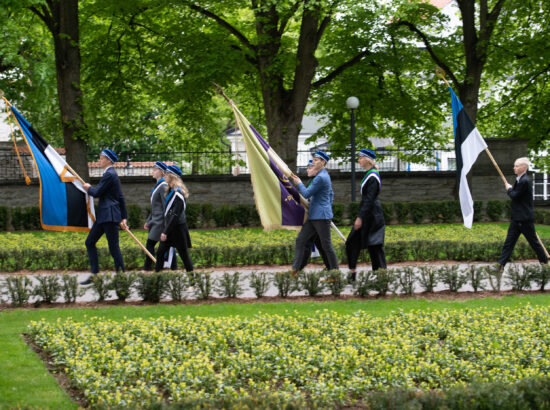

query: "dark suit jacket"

left=355, top=170, right=385, bottom=247
left=507, top=173, right=534, bottom=222
left=88, top=167, right=127, bottom=224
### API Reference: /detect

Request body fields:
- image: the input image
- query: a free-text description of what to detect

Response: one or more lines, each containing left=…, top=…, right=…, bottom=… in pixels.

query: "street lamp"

left=346, top=96, right=359, bottom=202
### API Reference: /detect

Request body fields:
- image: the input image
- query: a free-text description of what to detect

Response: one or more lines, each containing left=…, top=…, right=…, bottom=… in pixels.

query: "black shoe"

left=347, top=272, right=357, bottom=284
left=80, top=275, right=94, bottom=286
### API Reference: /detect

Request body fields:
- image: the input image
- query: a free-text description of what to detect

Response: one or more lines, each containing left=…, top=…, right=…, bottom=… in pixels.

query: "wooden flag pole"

left=436, top=67, right=549, bottom=259
left=65, top=164, right=157, bottom=263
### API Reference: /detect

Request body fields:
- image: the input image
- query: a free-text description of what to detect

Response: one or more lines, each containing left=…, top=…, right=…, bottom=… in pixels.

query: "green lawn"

left=2, top=294, right=550, bottom=408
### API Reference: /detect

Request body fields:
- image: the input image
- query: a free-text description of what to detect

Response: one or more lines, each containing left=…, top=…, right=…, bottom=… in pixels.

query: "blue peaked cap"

left=101, top=149, right=118, bottom=163
left=154, top=161, right=168, bottom=171
left=166, top=165, right=182, bottom=177
left=359, top=148, right=376, bottom=160
left=313, top=150, right=330, bottom=162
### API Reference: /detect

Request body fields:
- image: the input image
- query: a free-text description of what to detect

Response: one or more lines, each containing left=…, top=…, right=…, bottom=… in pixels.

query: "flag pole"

left=214, top=83, right=346, bottom=242
left=436, top=67, right=549, bottom=258
left=64, top=164, right=157, bottom=263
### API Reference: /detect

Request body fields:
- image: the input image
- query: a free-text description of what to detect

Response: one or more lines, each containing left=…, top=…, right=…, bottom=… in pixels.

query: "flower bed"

left=28, top=306, right=550, bottom=407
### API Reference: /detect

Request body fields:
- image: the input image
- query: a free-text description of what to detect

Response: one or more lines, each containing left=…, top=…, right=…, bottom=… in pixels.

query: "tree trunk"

left=32, top=0, right=89, bottom=179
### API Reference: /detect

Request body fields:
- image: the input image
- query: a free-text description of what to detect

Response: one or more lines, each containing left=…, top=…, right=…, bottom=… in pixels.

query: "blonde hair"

left=515, top=157, right=530, bottom=169
left=165, top=173, right=189, bottom=198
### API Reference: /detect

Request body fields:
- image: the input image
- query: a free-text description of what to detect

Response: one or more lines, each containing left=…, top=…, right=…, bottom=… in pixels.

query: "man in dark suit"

left=497, top=157, right=548, bottom=270
left=80, top=149, right=128, bottom=285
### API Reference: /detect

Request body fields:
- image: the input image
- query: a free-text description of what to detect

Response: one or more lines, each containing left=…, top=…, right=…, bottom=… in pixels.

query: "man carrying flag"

left=449, top=87, right=488, bottom=229
left=81, top=149, right=128, bottom=285
left=290, top=151, right=339, bottom=273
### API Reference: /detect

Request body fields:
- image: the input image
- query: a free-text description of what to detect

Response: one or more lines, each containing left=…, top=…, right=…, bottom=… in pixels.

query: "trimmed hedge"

left=0, top=200, right=548, bottom=232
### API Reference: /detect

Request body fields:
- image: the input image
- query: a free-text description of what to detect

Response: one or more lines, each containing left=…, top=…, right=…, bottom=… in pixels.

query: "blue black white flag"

left=449, top=87, right=487, bottom=229
left=8, top=104, right=95, bottom=231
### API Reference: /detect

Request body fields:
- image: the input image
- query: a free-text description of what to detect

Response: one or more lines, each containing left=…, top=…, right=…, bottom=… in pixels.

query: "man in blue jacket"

left=497, top=157, right=548, bottom=271
left=290, top=151, right=339, bottom=272
left=80, top=149, right=128, bottom=285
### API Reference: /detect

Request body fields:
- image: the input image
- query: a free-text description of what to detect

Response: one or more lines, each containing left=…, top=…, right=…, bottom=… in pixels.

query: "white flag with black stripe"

left=450, top=87, right=487, bottom=229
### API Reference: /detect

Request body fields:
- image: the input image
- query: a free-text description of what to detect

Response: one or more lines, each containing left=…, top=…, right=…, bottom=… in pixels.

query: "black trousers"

left=143, top=239, right=178, bottom=271
left=155, top=229, right=193, bottom=272
left=292, top=219, right=339, bottom=271
left=346, top=230, right=386, bottom=271
left=85, top=222, right=124, bottom=274
left=498, top=220, right=548, bottom=266
left=297, top=235, right=330, bottom=271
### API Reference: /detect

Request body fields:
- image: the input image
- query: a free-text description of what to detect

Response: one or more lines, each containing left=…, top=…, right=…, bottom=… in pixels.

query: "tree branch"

left=311, top=49, right=372, bottom=88
left=188, top=3, right=257, bottom=54
left=315, top=0, right=339, bottom=48
left=278, top=0, right=301, bottom=36
left=394, top=20, right=460, bottom=89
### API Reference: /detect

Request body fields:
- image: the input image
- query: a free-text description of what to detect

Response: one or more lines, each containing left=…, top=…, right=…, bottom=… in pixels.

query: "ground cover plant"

left=1, top=224, right=548, bottom=271
left=27, top=304, right=550, bottom=407
left=1, top=296, right=550, bottom=408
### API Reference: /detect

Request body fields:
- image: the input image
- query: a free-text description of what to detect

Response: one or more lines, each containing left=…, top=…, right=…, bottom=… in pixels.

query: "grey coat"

left=146, top=179, right=168, bottom=241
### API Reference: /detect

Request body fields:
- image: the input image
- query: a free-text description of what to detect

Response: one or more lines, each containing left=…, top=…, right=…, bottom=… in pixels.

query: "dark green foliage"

left=332, top=203, right=345, bottom=225
left=3, top=276, right=33, bottom=306
left=506, top=263, right=532, bottom=291
left=136, top=272, right=168, bottom=303
left=61, top=274, right=83, bottom=303
left=0, top=206, right=9, bottom=231
left=409, top=202, right=427, bottom=224
left=109, top=271, right=136, bottom=301
left=354, top=270, right=376, bottom=297
left=425, top=201, right=444, bottom=223
left=185, top=203, right=201, bottom=229
left=233, top=204, right=255, bottom=227
left=486, top=200, right=505, bottom=221
left=396, top=266, right=415, bottom=295
left=273, top=271, right=297, bottom=298
left=215, top=272, right=243, bottom=298
left=33, top=275, right=61, bottom=304
left=11, top=206, right=40, bottom=230
left=466, top=264, right=485, bottom=292
left=213, top=204, right=235, bottom=227
left=416, top=265, right=438, bottom=292
left=347, top=202, right=360, bottom=221
left=126, top=204, right=143, bottom=229
left=527, top=264, right=550, bottom=291
left=324, top=270, right=346, bottom=296
left=381, top=203, right=394, bottom=224
left=166, top=271, right=187, bottom=301
left=193, top=271, right=213, bottom=300
left=201, top=203, right=214, bottom=226
left=440, top=201, right=461, bottom=223
left=394, top=202, right=410, bottom=224
left=298, top=270, right=325, bottom=297
left=437, top=264, right=467, bottom=292
left=473, top=200, right=483, bottom=222
left=91, top=274, right=112, bottom=302
left=249, top=272, right=271, bottom=298
left=483, top=264, right=504, bottom=292
left=371, top=269, right=396, bottom=296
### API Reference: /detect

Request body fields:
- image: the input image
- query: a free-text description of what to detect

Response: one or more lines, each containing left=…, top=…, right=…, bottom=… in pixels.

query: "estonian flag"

left=9, top=105, right=95, bottom=231
left=450, top=87, right=487, bottom=229
left=230, top=102, right=306, bottom=230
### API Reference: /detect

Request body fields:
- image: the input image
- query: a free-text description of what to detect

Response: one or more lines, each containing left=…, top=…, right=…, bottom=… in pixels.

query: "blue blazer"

left=297, top=168, right=334, bottom=220
left=88, top=167, right=127, bottom=224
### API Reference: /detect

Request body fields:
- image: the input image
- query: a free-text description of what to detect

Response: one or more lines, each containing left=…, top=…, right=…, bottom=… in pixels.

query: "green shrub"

left=396, top=266, right=415, bottom=295
left=441, top=201, right=460, bottom=223
left=193, top=271, right=213, bottom=300
left=298, top=270, right=325, bottom=297
left=249, top=272, right=271, bottom=298
left=273, top=271, right=297, bottom=298
left=185, top=203, right=201, bottom=229
left=354, top=270, right=376, bottom=297
left=109, top=271, right=136, bottom=301
left=233, top=204, right=254, bottom=227
left=371, top=269, right=396, bottom=296
left=409, top=202, right=427, bottom=224
left=347, top=202, right=360, bottom=222
left=483, top=264, right=504, bottom=292
left=506, top=263, right=532, bottom=291
left=33, top=275, right=61, bottom=304
left=425, top=201, right=444, bottom=223
left=11, top=207, right=24, bottom=230
left=201, top=203, right=214, bottom=226
left=394, top=202, right=410, bottom=224
left=416, top=265, right=438, bottom=292
left=0, top=206, right=9, bottom=231
left=126, top=204, right=143, bottom=229
left=332, top=203, right=345, bottom=225
left=91, top=274, right=112, bottom=302
left=3, top=276, right=33, bottom=306
left=213, top=204, right=235, bottom=227
left=324, top=270, right=347, bottom=296
left=486, top=200, right=505, bottom=221
left=136, top=272, right=167, bottom=303
left=381, top=203, right=394, bottom=224
left=526, top=264, right=550, bottom=291
left=215, top=272, right=243, bottom=298
left=61, top=274, right=83, bottom=303
left=166, top=271, right=188, bottom=301
left=473, top=200, right=483, bottom=222
left=466, top=264, right=485, bottom=292
left=437, top=264, right=467, bottom=292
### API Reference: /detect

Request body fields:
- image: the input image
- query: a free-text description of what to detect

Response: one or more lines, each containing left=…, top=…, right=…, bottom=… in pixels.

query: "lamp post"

left=346, top=96, right=359, bottom=202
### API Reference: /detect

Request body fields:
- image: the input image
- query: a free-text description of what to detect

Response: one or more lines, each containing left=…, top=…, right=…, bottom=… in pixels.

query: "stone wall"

left=2, top=138, right=546, bottom=208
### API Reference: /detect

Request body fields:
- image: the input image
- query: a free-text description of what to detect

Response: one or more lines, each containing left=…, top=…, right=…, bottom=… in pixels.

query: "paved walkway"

left=1, top=260, right=546, bottom=304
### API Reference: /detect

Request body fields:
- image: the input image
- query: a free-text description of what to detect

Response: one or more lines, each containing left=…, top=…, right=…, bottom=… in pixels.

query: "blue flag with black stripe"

left=9, top=105, right=95, bottom=231
left=449, top=87, right=487, bottom=229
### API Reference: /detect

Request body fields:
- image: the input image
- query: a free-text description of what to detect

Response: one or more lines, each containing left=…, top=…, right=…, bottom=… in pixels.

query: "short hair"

left=515, top=157, right=530, bottom=169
